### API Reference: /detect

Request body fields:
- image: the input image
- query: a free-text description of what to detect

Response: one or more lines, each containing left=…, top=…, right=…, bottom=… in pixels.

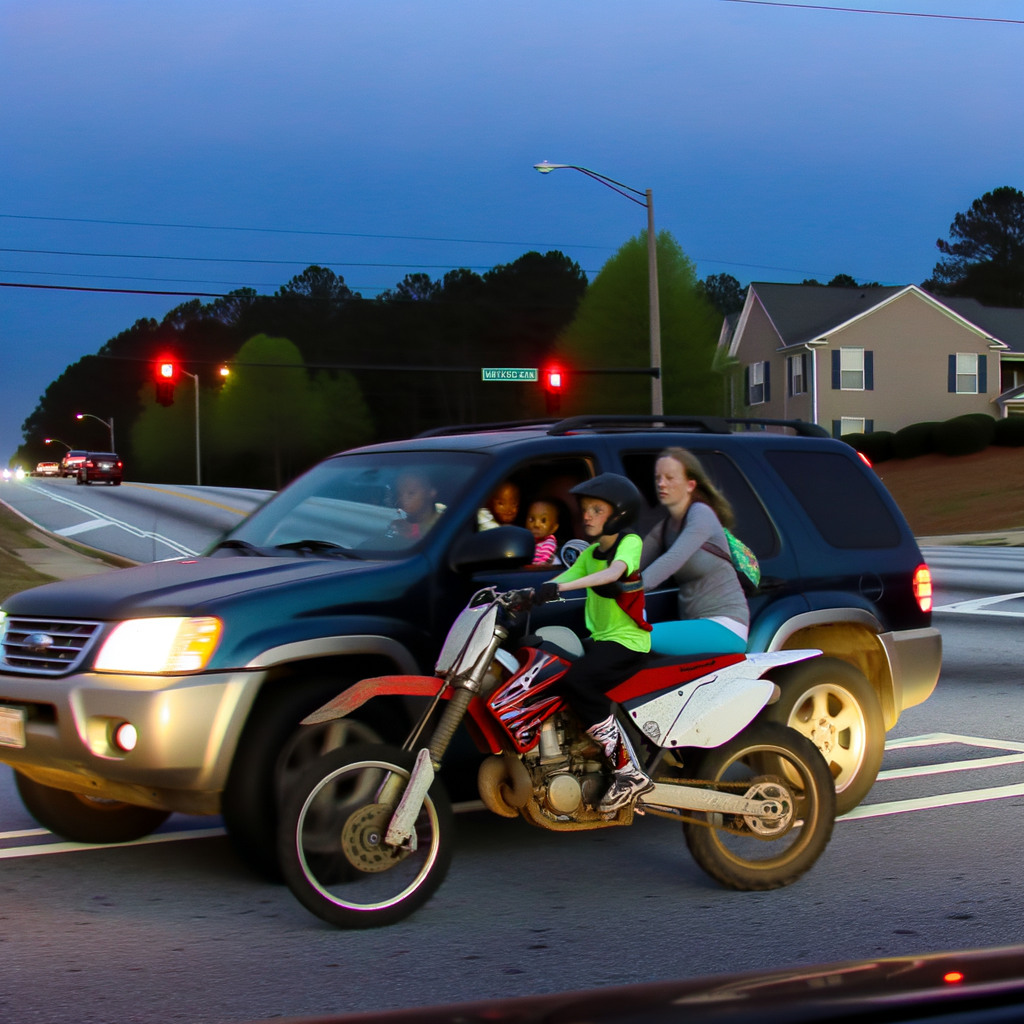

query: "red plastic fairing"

left=487, top=647, right=571, bottom=753
left=605, top=654, right=747, bottom=704
left=301, top=675, right=447, bottom=726
left=465, top=700, right=506, bottom=754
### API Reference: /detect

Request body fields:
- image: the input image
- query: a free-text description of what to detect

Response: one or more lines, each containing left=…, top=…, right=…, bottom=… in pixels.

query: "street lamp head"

left=45, top=438, right=52, bottom=444
left=75, top=413, right=84, bottom=420
left=219, top=366, right=230, bottom=377
left=534, top=161, right=569, bottom=174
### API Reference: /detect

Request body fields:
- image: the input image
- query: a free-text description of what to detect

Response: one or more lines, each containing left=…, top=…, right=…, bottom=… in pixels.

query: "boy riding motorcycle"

left=535, top=474, right=654, bottom=812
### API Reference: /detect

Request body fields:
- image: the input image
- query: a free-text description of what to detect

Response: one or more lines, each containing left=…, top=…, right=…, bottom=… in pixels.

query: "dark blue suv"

left=0, top=415, right=940, bottom=877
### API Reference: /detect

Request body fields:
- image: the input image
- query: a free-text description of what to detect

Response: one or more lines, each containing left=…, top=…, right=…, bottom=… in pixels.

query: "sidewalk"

left=916, top=529, right=1024, bottom=547
left=13, top=527, right=118, bottom=581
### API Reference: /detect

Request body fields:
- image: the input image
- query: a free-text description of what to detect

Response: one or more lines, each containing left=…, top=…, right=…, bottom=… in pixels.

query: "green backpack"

left=710, top=529, right=762, bottom=596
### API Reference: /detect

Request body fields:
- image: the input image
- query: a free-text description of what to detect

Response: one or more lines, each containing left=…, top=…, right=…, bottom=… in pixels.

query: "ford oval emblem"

left=24, top=632, right=55, bottom=654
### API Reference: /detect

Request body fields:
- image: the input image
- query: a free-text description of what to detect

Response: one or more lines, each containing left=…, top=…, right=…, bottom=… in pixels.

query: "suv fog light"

left=113, top=722, right=138, bottom=752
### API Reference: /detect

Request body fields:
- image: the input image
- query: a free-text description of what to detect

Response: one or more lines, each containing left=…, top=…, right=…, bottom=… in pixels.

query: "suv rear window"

left=620, top=450, right=779, bottom=559
left=765, top=450, right=901, bottom=549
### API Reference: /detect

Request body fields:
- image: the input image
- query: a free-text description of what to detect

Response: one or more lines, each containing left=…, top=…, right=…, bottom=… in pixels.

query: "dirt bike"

left=277, top=588, right=836, bottom=929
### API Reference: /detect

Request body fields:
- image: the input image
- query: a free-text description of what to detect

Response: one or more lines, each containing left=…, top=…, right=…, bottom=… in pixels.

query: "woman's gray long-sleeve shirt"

left=640, top=501, right=750, bottom=626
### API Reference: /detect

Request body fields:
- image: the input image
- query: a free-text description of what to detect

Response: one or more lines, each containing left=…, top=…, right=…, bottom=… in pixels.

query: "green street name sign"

left=481, top=367, right=539, bottom=382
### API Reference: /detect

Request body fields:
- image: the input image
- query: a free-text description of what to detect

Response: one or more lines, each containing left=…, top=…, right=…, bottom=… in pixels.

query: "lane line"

left=885, top=732, right=1024, bottom=754
left=934, top=590, right=1024, bottom=618
left=20, top=482, right=197, bottom=556
left=876, top=752, right=1024, bottom=781
left=122, top=482, right=249, bottom=516
left=839, top=781, right=1024, bottom=822
left=0, top=826, right=226, bottom=860
left=54, top=518, right=113, bottom=538
left=0, top=828, right=49, bottom=840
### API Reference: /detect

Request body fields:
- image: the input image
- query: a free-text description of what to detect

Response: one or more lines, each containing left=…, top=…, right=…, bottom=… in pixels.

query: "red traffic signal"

left=155, top=357, right=179, bottom=406
left=542, top=365, right=565, bottom=414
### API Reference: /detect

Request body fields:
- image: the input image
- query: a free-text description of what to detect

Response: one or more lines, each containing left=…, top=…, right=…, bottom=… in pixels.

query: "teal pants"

left=650, top=619, right=747, bottom=656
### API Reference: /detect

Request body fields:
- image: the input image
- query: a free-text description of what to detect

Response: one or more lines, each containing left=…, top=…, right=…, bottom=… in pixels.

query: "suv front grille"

left=0, top=617, right=104, bottom=675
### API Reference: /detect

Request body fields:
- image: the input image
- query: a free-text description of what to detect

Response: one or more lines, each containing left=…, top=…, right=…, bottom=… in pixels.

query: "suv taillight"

left=913, top=564, right=933, bottom=612
left=85, top=461, right=94, bottom=467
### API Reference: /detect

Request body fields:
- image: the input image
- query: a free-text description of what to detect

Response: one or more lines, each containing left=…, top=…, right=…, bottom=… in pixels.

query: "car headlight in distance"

left=94, top=617, right=223, bottom=673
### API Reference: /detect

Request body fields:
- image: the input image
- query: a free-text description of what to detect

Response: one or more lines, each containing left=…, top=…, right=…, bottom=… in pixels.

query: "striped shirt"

left=532, top=535, right=559, bottom=565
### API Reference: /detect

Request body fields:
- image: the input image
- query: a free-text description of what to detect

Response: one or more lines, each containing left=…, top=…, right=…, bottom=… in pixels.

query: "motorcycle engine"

left=526, top=715, right=607, bottom=817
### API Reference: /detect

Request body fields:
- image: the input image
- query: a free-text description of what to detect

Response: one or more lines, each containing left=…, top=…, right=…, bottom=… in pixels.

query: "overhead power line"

left=1, top=281, right=232, bottom=297
left=0, top=212, right=615, bottom=251
left=717, top=0, right=1024, bottom=24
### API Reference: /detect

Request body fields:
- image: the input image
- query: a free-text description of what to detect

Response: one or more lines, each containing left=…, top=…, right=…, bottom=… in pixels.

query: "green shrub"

left=994, top=416, right=1024, bottom=447
left=843, top=431, right=894, bottom=463
left=892, top=421, right=940, bottom=459
left=934, top=414, right=996, bottom=457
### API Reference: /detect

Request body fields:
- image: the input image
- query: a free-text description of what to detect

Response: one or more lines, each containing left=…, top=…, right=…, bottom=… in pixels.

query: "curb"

left=917, top=529, right=1024, bottom=548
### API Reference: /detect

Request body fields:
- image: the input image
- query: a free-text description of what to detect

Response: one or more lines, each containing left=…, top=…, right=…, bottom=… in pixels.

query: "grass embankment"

left=0, top=502, right=57, bottom=602
left=874, top=446, right=1024, bottom=537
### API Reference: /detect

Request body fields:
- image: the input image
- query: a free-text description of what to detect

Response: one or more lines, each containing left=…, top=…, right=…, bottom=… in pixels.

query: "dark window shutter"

left=802, top=353, right=808, bottom=390
left=979, top=354, right=987, bottom=393
left=832, top=420, right=842, bottom=438
left=832, top=350, right=841, bottom=389
left=948, top=354, right=956, bottom=393
left=764, top=360, right=771, bottom=402
left=866, top=419, right=874, bottom=433
left=744, top=365, right=751, bottom=406
left=865, top=351, right=874, bottom=390
left=787, top=356, right=793, bottom=397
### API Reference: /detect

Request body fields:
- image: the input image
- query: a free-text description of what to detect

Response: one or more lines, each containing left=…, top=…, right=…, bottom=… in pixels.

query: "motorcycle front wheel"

left=278, top=743, right=453, bottom=929
left=682, top=722, right=835, bottom=891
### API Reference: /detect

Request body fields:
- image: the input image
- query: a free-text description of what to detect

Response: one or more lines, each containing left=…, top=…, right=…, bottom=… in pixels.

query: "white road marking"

left=54, top=518, right=114, bottom=538
left=0, top=827, right=226, bottom=860
left=877, top=752, right=1024, bottom=781
left=933, top=591, right=1024, bottom=618
left=885, top=731, right=1024, bottom=754
left=0, top=828, right=49, bottom=840
left=20, top=482, right=198, bottom=556
left=839, top=782, right=1024, bottom=821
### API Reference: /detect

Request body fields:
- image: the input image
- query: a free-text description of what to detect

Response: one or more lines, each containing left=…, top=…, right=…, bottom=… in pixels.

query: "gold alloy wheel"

left=785, top=682, right=867, bottom=794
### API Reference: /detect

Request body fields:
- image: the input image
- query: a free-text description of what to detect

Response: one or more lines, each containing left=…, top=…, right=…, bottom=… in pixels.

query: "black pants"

left=556, top=640, right=647, bottom=729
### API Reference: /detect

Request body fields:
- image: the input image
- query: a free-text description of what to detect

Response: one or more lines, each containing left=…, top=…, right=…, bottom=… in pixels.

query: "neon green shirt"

left=553, top=534, right=650, bottom=653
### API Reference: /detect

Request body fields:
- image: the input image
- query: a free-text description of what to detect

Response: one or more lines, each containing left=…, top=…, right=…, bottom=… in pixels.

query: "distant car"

left=34, top=462, right=60, bottom=477
left=1, top=468, right=9, bottom=481
left=61, top=451, right=88, bottom=477
left=75, top=452, right=123, bottom=486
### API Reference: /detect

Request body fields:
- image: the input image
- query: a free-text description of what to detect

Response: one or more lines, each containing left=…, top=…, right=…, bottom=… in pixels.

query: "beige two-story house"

left=718, top=283, right=1012, bottom=435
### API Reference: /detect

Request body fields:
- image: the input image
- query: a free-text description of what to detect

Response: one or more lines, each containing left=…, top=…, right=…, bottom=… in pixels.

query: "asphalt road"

left=0, top=544, right=1021, bottom=1022
left=0, top=476, right=272, bottom=562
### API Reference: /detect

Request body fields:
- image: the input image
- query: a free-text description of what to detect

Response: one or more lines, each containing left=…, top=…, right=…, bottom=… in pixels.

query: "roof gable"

left=939, top=297, right=1024, bottom=353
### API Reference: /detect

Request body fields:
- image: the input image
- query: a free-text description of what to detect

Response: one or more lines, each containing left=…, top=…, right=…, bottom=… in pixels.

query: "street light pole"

left=74, top=413, right=115, bottom=451
left=182, top=370, right=201, bottom=486
left=534, top=161, right=663, bottom=416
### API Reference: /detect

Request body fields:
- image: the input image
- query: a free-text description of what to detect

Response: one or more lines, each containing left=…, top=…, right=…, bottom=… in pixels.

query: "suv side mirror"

left=449, top=526, right=535, bottom=573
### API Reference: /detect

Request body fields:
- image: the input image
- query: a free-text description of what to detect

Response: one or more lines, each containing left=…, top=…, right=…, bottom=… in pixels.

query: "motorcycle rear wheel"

left=278, top=743, right=453, bottom=929
left=683, top=722, right=835, bottom=891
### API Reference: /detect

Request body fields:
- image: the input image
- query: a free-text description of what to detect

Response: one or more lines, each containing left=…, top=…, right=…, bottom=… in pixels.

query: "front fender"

left=302, top=675, right=446, bottom=726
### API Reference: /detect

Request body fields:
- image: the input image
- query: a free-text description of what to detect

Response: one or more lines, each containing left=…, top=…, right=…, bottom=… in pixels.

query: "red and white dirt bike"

left=278, top=588, right=836, bottom=928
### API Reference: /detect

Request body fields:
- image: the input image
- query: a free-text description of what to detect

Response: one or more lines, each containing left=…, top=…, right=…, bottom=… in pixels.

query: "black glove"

left=534, top=581, right=562, bottom=605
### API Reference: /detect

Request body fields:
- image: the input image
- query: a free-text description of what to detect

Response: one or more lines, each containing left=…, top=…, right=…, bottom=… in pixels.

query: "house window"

left=840, top=348, right=865, bottom=390
left=788, top=354, right=806, bottom=396
left=748, top=361, right=766, bottom=405
left=840, top=417, right=866, bottom=435
left=956, top=353, right=978, bottom=394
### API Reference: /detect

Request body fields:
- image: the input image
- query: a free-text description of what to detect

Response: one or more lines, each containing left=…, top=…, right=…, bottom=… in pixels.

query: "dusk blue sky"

left=1, top=1, right=1021, bottom=460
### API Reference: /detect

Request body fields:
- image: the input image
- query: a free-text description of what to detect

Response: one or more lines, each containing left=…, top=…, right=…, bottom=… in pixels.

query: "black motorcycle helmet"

left=568, top=473, right=643, bottom=534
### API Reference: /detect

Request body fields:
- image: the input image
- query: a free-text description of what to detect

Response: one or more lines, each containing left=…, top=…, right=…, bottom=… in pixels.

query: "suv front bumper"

left=0, top=668, right=265, bottom=814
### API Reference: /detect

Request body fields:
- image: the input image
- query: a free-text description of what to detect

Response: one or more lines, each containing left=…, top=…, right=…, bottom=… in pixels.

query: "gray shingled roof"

left=751, top=282, right=905, bottom=347
left=940, top=297, right=1024, bottom=353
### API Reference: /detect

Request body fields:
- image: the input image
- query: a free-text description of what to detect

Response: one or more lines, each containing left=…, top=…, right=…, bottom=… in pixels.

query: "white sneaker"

left=599, top=763, right=654, bottom=812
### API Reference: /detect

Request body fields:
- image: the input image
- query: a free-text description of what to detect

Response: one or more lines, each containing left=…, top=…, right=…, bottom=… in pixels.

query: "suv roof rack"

left=417, top=415, right=831, bottom=440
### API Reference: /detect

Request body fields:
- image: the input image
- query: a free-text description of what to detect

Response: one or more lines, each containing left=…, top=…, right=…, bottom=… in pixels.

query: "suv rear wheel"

left=763, top=657, right=884, bottom=816
left=221, top=674, right=391, bottom=881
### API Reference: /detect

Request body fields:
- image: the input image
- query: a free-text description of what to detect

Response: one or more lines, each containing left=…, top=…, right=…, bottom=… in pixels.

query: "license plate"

left=99, top=463, right=112, bottom=470
left=0, top=706, right=27, bottom=749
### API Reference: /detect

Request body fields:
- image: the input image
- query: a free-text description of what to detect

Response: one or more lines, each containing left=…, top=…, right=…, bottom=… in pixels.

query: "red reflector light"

left=857, top=451, right=872, bottom=468
left=944, top=971, right=964, bottom=984
left=913, top=564, right=933, bottom=612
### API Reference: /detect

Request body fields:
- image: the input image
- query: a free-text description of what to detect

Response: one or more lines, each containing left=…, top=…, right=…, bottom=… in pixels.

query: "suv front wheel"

left=763, top=657, right=884, bottom=816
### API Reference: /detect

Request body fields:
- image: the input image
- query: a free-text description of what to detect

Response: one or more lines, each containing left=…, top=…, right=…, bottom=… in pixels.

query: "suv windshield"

left=222, top=450, right=487, bottom=556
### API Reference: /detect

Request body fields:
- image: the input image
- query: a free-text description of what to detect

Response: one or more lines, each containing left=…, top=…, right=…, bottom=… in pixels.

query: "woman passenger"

left=641, top=448, right=749, bottom=656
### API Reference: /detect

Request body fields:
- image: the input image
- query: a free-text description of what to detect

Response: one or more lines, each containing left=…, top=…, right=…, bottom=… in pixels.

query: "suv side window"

left=764, top=449, right=900, bottom=549
left=619, top=450, right=780, bottom=559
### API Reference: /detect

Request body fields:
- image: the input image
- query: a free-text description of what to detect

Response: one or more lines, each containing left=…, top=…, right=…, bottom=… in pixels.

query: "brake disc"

left=340, top=803, right=411, bottom=873
left=741, top=776, right=795, bottom=838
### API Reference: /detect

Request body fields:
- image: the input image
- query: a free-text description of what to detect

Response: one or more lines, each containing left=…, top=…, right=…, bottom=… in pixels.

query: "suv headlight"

left=94, top=617, right=223, bottom=673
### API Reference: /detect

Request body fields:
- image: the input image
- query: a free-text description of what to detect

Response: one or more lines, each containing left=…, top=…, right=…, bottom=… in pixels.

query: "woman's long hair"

left=658, top=447, right=736, bottom=530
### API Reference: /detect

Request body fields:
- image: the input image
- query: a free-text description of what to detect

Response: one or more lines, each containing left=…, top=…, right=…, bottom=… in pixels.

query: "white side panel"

left=663, top=678, right=776, bottom=749
left=735, top=650, right=821, bottom=676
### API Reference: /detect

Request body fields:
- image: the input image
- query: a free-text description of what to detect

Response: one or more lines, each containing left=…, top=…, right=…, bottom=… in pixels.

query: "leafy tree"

left=131, top=382, right=216, bottom=484
left=827, top=274, right=859, bottom=288
left=923, top=186, right=1024, bottom=307
left=698, top=273, right=746, bottom=316
left=556, top=231, right=721, bottom=416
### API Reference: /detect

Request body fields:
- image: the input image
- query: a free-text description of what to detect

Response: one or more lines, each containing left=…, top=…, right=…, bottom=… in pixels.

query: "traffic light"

left=155, top=357, right=179, bottom=406
left=542, top=365, right=565, bottom=415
